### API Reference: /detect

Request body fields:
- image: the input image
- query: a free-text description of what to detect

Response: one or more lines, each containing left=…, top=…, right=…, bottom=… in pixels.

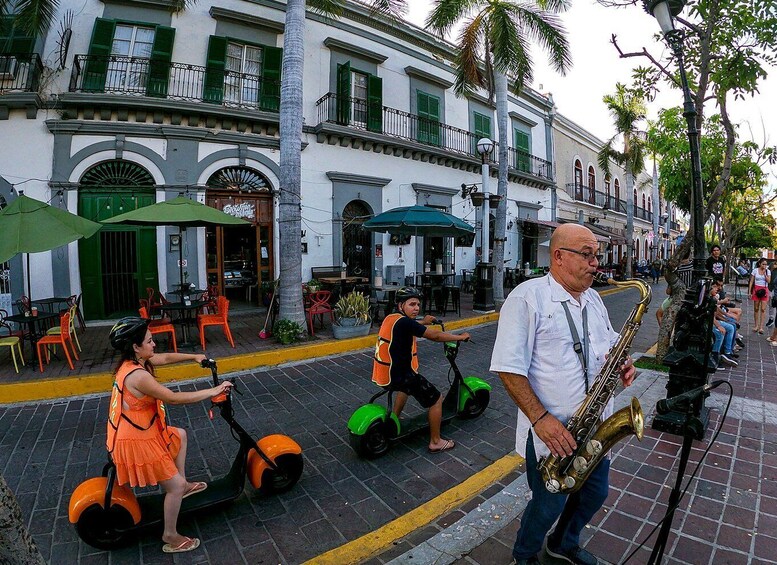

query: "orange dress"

left=107, top=360, right=182, bottom=487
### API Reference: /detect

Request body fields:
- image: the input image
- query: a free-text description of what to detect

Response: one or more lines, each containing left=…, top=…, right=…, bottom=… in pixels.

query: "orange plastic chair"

left=197, top=296, right=235, bottom=350
left=305, top=290, right=334, bottom=337
left=36, top=311, right=78, bottom=372
left=139, top=307, right=178, bottom=352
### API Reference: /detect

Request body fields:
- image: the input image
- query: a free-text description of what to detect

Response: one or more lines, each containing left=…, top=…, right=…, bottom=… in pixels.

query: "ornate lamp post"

left=473, top=137, right=495, bottom=312
left=644, top=0, right=706, bottom=283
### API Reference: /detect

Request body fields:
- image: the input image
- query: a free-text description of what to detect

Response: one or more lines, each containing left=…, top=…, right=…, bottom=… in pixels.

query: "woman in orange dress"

left=107, top=317, right=232, bottom=553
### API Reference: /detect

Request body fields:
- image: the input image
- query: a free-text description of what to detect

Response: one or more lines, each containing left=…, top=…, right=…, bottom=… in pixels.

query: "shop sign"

left=223, top=202, right=255, bottom=219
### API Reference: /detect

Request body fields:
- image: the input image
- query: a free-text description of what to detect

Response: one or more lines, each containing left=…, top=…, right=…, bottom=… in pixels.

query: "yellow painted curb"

left=645, top=342, right=658, bottom=355
left=303, top=452, right=524, bottom=565
left=0, top=313, right=499, bottom=405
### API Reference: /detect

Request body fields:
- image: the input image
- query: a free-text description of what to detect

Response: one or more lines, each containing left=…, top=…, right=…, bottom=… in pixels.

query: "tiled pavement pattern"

left=1, top=323, right=522, bottom=564
left=382, top=295, right=777, bottom=565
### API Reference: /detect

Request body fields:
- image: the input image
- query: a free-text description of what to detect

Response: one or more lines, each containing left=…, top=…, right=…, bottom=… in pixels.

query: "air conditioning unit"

left=0, top=56, right=18, bottom=79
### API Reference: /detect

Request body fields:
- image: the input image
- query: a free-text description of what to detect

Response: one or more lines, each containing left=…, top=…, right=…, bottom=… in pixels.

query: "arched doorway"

left=342, top=200, right=372, bottom=277
left=206, top=166, right=274, bottom=305
left=78, top=161, right=158, bottom=320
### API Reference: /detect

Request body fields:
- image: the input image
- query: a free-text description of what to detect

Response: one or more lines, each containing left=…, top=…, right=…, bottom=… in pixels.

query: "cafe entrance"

left=205, top=167, right=274, bottom=308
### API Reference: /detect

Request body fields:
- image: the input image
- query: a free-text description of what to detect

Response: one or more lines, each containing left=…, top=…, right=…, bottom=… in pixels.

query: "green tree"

left=598, top=83, right=648, bottom=280
left=278, top=0, right=407, bottom=327
left=426, top=0, right=570, bottom=303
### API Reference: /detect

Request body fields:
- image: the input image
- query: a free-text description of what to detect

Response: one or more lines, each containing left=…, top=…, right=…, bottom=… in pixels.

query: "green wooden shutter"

left=260, top=45, right=282, bottom=111
left=366, top=74, right=382, bottom=133
left=336, top=62, right=351, bottom=125
left=514, top=129, right=530, bottom=173
left=146, top=25, right=175, bottom=97
left=203, top=35, right=227, bottom=104
left=474, top=112, right=491, bottom=138
left=417, top=92, right=440, bottom=146
left=83, top=18, right=115, bottom=92
left=0, top=16, right=34, bottom=55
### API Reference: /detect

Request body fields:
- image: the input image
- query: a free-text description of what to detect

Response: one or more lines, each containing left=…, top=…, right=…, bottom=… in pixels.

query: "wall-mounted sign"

left=223, top=202, right=255, bottom=219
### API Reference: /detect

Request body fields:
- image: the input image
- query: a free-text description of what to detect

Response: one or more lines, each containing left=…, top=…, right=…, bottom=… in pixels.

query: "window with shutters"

left=224, top=42, right=263, bottom=106
left=588, top=166, right=596, bottom=204
left=0, top=15, right=35, bottom=78
left=417, top=91, right=441, bottom=146
left=107, top=25, right=155, bottom=92
left=514, top=129, right=530, bottom=172
left=473, top=112, right=492, bottom=154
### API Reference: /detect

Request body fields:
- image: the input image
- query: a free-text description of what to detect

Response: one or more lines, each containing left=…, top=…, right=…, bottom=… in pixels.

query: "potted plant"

left=272, top=319, right=304, bottom=345
left=307, top=278, right=322, bottom=293
left=332, top=291, right=371, bottom=339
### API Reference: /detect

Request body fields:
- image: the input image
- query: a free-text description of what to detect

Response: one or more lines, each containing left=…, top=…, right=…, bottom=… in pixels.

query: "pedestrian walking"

left=765, top=261, right=776, bottom=330
left=490, top=223, right=636, bottom=565
left=749, top=259, right=771, bottom=334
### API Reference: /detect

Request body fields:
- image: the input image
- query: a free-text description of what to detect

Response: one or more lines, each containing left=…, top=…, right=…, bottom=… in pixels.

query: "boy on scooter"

left=372, top=286, right=470, bottom=453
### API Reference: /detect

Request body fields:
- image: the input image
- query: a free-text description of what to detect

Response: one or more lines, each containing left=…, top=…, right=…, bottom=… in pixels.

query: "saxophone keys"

left=546, top=479, right=561, bottom=493
left=586, top=440, right=602, bottom=456
left=563, top=477, right=576, bottom=489
left=573, top=456, right=589, bottom=472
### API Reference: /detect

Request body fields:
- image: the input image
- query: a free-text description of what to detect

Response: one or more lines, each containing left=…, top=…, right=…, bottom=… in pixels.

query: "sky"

left=404, top=1, right=776, bottom=184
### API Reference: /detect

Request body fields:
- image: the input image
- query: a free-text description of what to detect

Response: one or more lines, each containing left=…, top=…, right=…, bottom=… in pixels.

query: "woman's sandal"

left=162, top=536, right=200, bottom=553
left=182, top=481, right=207, bottom=499
left=428, top=439, right=455, bottom=453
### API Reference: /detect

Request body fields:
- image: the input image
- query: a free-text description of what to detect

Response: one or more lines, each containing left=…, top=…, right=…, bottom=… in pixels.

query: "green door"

left=79, top=191, right=159, bottom=320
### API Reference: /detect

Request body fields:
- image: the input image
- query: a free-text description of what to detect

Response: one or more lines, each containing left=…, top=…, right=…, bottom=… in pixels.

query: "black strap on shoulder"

left=561, top=301, right=589, bottom=393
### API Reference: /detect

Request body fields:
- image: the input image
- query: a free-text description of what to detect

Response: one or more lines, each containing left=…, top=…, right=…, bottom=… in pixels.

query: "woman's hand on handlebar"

left=458, top=332, right=471, bottom=342
left=211, top=381, right=233, bottom=398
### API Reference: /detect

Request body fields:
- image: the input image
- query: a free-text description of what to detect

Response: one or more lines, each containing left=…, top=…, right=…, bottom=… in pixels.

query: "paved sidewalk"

left=373, top=295, right=777, bottom=565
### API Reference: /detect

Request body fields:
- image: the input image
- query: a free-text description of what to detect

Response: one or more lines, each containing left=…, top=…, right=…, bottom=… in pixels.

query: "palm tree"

left=278, top=0, right=407, bottom=328
left=598, top=83, right=647, bottom=280
left=427, top=0, right=570, bottom=304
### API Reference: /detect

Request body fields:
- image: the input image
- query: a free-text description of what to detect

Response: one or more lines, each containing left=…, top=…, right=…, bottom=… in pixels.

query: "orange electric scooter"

left=68, top=359, right=303, bottom=549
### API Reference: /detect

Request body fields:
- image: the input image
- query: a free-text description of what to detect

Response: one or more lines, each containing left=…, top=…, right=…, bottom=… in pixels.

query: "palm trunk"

left=0, top=473, right=44, bottom=564
left=492, top=71, right=508, bottom=305
left=278, top=0, right=306, bottom=329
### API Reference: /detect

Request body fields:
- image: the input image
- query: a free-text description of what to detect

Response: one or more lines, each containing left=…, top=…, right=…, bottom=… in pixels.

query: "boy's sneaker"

left=546, top=543, right=598, bottom=565
left=767, top=318, right=774, bottom=328
left=735, top=336, right=745, bottom=348
left=724, top=350, right=739, bottom=358
left=720, top=354, right=738, bottom=367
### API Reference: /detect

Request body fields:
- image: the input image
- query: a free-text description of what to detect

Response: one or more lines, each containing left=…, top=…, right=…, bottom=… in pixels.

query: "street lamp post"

left=644, top=0, right=706, bottom=283
left=473, top=137, right=495, bottom=312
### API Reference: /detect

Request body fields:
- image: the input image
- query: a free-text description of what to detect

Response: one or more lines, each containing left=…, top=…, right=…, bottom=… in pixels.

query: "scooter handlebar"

left=200, top=358, right=218, bottom=385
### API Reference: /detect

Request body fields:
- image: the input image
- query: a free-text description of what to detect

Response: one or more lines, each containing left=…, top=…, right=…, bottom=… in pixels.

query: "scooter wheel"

left=460, top=389, right=490, bottom=419
left=75, top=503, right=134, bottom=550
left=259, top=453, right=304, bottom=495
left=350, top=420, right=393, bottom=459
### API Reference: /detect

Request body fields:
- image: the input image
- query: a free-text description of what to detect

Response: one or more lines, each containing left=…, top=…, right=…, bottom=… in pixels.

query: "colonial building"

left=553, top=112, right=681, bottom=270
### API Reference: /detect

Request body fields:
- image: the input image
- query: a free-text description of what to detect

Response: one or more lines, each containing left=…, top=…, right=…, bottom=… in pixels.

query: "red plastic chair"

left=36, top=311, right=78, bottom=372
left=305, top=290, right=334, bottom=337
left=197, top=296, right=235, bottom=350
left=139, top=307, right=178, bottom=352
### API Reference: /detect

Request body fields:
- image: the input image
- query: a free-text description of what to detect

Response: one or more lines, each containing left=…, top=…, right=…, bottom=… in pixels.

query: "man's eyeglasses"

left=559, top=247, right=601, bottom=263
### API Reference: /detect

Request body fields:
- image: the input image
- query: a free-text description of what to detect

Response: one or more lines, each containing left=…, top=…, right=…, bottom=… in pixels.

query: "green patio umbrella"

left=102, top=196, right=250, bottom=288
left=363, top=205, right=475, bottom=237
left=0, top=192, right=102, bottom=299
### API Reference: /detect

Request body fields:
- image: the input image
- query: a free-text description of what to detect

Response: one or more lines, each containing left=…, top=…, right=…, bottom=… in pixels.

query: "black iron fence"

left=316, top=92, right=552, bottom=178
left=564, top=183, right=655, bottom=221
left=0, top=53, right=43, bottom=93
left=69, top=54, right=280, bottom=111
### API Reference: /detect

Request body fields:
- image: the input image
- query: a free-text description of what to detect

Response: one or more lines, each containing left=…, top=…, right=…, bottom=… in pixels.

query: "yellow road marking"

left=645, top=343, right=658, bottom=355
left=303, top=452, right=524, bottom=565
left=0, top=313, right=499, bottom=404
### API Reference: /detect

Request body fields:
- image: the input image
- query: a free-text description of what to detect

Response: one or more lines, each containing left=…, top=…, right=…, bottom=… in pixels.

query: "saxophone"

left=539, top=274, right=651, bottom=494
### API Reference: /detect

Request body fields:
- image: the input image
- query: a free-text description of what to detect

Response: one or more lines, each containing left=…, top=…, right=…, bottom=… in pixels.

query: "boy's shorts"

left=386, top=373, right=441, bottom=408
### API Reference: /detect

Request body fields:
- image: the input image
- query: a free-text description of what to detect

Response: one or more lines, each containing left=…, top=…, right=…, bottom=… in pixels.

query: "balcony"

left=0, top=53, right=44, bottom=119
left=563, top=183, right=653, bottom=221
left=315, top=92, right=553, bottom=187
left=69, top=54, right=280, bottom=112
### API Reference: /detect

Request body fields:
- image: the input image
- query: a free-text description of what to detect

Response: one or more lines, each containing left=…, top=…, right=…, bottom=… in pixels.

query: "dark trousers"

left=513, top=432, right=610, bottom=560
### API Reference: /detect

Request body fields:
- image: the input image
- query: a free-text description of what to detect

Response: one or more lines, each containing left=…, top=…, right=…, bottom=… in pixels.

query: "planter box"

left=333, top=323, right=371, bottom=339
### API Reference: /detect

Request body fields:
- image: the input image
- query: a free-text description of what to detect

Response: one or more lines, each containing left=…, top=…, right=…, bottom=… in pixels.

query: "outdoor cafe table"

left=31, top=296, right=70, bottom=313
left=167, top=288, right=206, bottom=301
left=4, top=311, right=59, bottom=367
left=159, top=300, right=208, bottom=349
left=418, top=272, right=455, bottom=286
left=319, top=276, right=369, bottom=296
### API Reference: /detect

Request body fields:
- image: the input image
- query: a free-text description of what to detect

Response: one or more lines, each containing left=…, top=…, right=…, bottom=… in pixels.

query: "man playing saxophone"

left=491, top=223, right=637, bottom=565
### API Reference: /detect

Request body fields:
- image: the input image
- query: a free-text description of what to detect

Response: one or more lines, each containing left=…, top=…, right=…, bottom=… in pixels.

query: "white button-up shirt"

left=490, top=273, right=619, bottom=458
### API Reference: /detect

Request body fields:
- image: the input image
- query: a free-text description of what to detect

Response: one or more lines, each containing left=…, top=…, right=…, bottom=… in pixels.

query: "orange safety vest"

left=106, top=360, right=174, bottom=454
left=372, top=313, right=419, bottom=386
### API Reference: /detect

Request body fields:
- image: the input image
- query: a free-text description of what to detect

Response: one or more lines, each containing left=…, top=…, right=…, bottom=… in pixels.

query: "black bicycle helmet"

left=109, top=317, right=150, bottom=350
left=395, top=286, right=423, bottom=304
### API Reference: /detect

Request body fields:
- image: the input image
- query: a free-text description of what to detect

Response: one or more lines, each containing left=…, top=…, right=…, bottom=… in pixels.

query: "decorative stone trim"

left=404, top=66, right=453, bottom=90
left=209, top=7, right=284, bottom=32
left=509, top=111, right=538, bottom=128
left=323, top=37, right=388, bottom=64
left=326, top=171, right=392, bottom=187
left=411, top=183, right=459, bottom=196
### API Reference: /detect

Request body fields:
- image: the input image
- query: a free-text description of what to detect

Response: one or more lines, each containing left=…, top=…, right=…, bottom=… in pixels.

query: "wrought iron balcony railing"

left=69, top=54, right=280, bottom=112
left=0, top=53, right=43, bottom=93
left=316, top=92, right=553, bottom=180
left=565, top=184, right=627, bottom=214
